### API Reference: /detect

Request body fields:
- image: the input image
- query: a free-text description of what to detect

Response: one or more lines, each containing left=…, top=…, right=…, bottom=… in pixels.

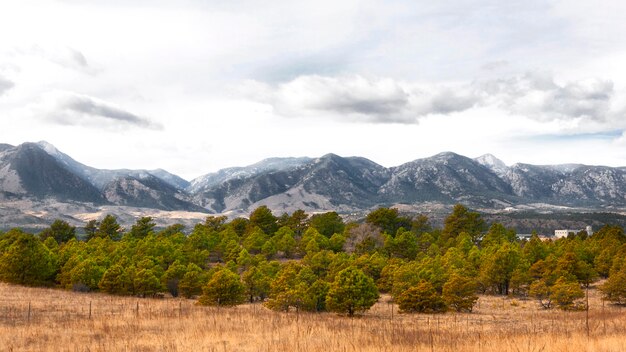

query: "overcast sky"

left=1, top=0, right=625, bottom=180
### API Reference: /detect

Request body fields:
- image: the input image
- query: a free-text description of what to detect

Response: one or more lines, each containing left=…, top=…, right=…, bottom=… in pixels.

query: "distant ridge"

left=0, top=141, right=625, bottom=216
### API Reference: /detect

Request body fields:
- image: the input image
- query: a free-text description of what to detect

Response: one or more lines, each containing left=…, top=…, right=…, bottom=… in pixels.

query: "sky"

left=1, top=0, right=625, bottom=180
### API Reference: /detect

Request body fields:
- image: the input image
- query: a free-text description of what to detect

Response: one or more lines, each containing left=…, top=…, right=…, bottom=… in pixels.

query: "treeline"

left=1, top=204, right=625, bottom=315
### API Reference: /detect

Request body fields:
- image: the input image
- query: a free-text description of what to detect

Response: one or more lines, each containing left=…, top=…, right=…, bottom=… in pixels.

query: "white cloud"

left=32, top=91, right=162, bottom=130
left=0, top=75, right=14, bottom=96
left=243, top=75, right=480, bottom=123
left=244, top=72, right=625, bottom=131
left=1, top=0, right=626, bottom=176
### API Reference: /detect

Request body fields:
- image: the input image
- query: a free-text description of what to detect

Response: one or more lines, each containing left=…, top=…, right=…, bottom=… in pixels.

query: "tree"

left=442, top=272, right=478, bottom=312
left=242, top=265, right=271, bottom=303
left=129, top=216, right=156, bottom=239
left=326, top=266, right=379, bottom=316
left=198, top=268, right=245, bottom=306
left=365, top=207, right=411, bottom=236
left=67, top=258, right=105, bottom=291
left=249, top=206, right=278, bottom=235
left=344, top=223, right=384, bottom=255
left=84, top=220, right=98, bottom=240
left=134, top=268, right=162, bottom=297
left=442, top=204, right=485, bottom=243
left=205, top=215, right=228, bottom=232
left=599, top=265, right=626, bottom=305
left=396, top=281, right=447, bottom=313
left=479, top=242, right=521, bottom=295
left=99, top=264, right=132, bottom=294
left=309, top=212, right=345, bottom=238
left=265, top=262, right=305, bottom=312
left=162, top=261, right=187, bottom=297
left=179, top=264, right=206, bottom=298
left=96, top=215, right=123, bottom=240
left=0, top=230, right=57, bottom=286
left=550, top=276, right=584, bottom=310
left=158, top=223, right=186, bottom=237
left=40, top=219, right=76, bottom=244
left=530, top=279, right=552, bottom=309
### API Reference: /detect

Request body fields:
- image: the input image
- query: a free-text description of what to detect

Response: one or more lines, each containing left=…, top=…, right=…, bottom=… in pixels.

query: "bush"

left=198, top=269, right=245, bottom=306
left=396, top=281, right=447, bottom=313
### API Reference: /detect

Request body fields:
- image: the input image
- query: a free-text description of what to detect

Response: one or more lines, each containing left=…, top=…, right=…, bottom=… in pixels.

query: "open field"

left=1, top=283, right=626, bottom=352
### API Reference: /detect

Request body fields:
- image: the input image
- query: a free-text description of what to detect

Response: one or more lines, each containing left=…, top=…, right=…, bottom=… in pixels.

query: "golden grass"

left=1, top=283, right=625, bottom=352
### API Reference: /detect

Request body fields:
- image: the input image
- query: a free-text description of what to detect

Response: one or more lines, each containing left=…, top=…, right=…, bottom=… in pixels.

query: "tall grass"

left=1, top=283, right=624, bottom=351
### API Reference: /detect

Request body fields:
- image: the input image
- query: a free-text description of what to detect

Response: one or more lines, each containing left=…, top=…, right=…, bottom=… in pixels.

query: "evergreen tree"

left=396, top=280, right=447, bottom=313
left=442, top=272, right=478, bottom=312
left=198, top=268, right=245, bottom=306
left=40, top=219, right=76, bottom=244
left=326, top=266, right=379, bottom=316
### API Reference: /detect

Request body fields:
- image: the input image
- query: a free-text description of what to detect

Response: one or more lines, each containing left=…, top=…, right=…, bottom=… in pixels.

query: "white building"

left=554, top=230, right=574, bottom=238
left=554, top=226, right=593, bottom=238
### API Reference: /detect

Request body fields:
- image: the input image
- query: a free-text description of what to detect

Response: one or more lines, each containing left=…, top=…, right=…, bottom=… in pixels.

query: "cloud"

left=39, top=91, right=162, bottom=129
left=243, top=72, right=622, bottom=126
left=615, top=131, right=626, bottom=146
left=242, top=75, right=480, bottom=124
left=0, top=75, right=14, bottom=96
left=480, top=72, right=614, bottom=122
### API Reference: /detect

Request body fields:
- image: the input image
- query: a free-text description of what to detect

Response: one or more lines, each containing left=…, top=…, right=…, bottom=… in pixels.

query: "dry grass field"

left=1, top=282, right=625, bottom=352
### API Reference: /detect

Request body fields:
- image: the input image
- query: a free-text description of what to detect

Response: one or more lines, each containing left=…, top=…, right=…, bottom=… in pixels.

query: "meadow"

left=1, top=283, right=625, bottom=352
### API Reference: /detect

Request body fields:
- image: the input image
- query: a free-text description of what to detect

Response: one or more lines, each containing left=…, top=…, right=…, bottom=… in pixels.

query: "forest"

left=1, top=204, right=625, bottom=316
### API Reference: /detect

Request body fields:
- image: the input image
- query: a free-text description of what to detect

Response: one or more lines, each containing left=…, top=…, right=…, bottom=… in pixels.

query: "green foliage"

left=198, top=268, right=245, bottom=306
left=479, top=242, right=521, bottom=295
left=3, top=207, right=622, bottom=312
left=0, top=230, right=57, bottom=286
left=93, top=215, right=123, bottom=241
left=326, top=266, right=379, bottom=316
left=99, top=264, right=132, bottom=294
left=550, top=276, right=584, bottom=310
left=265, top=262, right=306, bottom=311
left=529, top=279, right=552, bottom=309
left=163, top=261, right=187, bottom=297
left=396, top=281, right=447, bottom=313
left=40, top=219, right=76, bottom=244
left=442, top=204, right=485, bottom=243
left=179, top=264, right=206, bottom=298
left=442, top=272, right=478, bottom=312
left=309, top=212, right=345, bottom=238
left=129, top=217, right=156, bottom=239
left=600, top=262, right=626, bottom=305
left=68, top=258, right=105, bottom=291
left=242, top=265, right=271, bottom=303
left=249, top=206, right=278, bottom=235
left=134, top=268, right=162, bottom=297
left=365, top=207, right=411, bottom=236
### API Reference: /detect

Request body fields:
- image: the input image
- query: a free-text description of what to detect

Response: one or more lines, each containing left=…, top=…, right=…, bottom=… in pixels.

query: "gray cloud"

left=44, top=92, right=162, bottom=129
left=245, top=72, right=621, bottom=125
left=243, top=75, right=480, bottom=124
left=0, top=76, right=14, bottom=96
left=481, top=72, right=614, bottom=122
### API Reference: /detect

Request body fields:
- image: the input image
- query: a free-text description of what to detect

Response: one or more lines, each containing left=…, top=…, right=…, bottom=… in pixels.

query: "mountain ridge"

left=0, top=141, right=624, bottom=218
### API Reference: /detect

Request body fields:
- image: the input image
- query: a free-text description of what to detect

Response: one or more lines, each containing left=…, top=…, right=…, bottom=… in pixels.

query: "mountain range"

left=0, top=141, right=625, bottom=228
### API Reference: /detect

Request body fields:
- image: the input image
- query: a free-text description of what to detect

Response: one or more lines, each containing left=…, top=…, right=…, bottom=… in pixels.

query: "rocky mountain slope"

left=0, top=142, right=200, bottom=211
left=0, top=142, right=624, bottom=223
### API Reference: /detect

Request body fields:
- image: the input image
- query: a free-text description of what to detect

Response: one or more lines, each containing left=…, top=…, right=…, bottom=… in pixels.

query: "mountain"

left=475, top=154, right=509, bottom=177
left=188, top=157, right=312, bottom=194
left=0, top=142, right=200, bottom=211
left=0, top=141, right=625, bottom=225
left=190, top=154, right=388, bottom=213
left=36, top=141, right=188, bottom=190
left=0, top=142, right=105, bottom=203
left=379, top=152, right=515, bottom=207
left=102, top=174, right=204, bottom=212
